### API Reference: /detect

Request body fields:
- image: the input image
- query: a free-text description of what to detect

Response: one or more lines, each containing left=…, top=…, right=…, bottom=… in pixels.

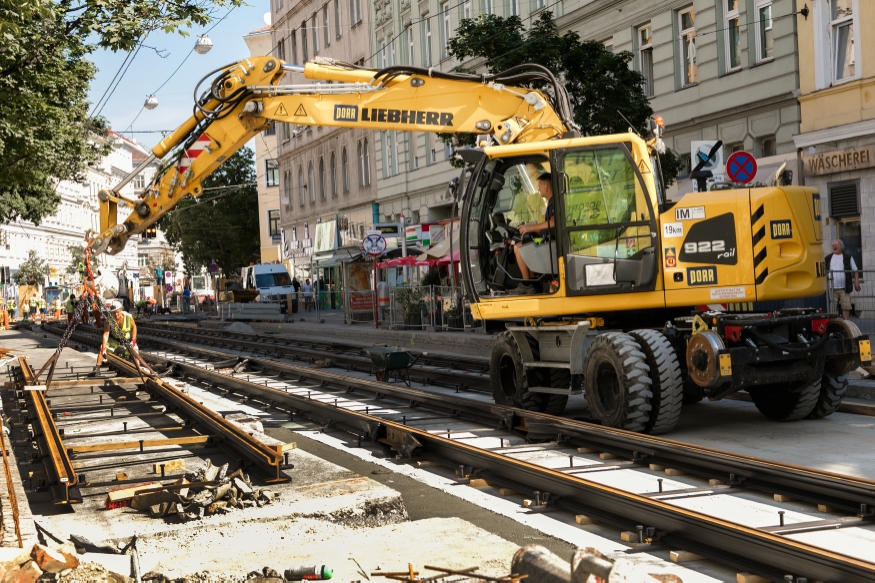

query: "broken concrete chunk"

left=206, top=500, right=228, bottom=515
left=56, top=543, right=80, bottom=570
left=31, top=544, right=67, bottom=573
left=234, top=477, right=253, bottom=495
left=5, top=559, right=43, bottom=583
left=216, top=463, right=229, bottom=481
left=131, top=490, right=180, bottom=512
left=191, top=489, right=215, bottom=506
left=203, top=459, right=220, bottom=482
left=174, top=477, right=190, bottom=499
left=215, top=481, right=232, bottom=500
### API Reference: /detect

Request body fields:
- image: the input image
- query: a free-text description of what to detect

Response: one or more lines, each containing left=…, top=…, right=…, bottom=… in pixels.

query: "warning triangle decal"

left=274, top=103, right=288, bottom=117
left=294, top=104, right=307, bottom=117
left=638, top=159, right=651, bottom=174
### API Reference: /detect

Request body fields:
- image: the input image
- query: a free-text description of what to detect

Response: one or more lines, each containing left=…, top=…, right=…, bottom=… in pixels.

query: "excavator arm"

left=92, top=56, right=572, bottom=255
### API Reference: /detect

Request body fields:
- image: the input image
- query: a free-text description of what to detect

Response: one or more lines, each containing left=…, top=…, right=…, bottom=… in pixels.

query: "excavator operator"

left=97, top=301, right=138, bottom=366
left=511, top=172, right=555, bottom=295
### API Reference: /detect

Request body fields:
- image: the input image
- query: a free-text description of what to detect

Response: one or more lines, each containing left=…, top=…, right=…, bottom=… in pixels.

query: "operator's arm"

left=518, top=216, right=555, bottom=235
left=97, top=321, right=111, bottom=365
left=130, top=320, right=138, bottom=352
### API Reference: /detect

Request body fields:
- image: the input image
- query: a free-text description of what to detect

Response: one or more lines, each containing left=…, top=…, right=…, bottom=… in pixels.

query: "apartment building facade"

left=270, top=0, right=377, bottom=280
left=368, top=0, right=802, bottom=229
left=794, top=0, right=872, bottom=270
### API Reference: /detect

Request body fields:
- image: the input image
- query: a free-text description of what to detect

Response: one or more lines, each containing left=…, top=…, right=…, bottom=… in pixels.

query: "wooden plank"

left=665, top=468, right=686, bottom=476
left=107, top=482, right=160, bottom=503
left=46, top=378, right=143, bottom=389
left=69, top=435, right=212, bottom=453
left=280, top=442, right=297, bottom=452
left=152, top=459, right=186, bottom=473
left=670, top=550, right=703, bottom=563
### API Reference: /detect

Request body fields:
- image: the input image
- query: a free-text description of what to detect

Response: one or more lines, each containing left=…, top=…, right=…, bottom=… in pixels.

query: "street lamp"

left=144, top=95, right=158, bottom=110
left=194, top=35, right=213, bottom=55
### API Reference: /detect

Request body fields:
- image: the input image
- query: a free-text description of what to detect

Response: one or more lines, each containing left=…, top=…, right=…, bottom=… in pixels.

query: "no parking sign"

left=726, top=151, right=757, bottom=184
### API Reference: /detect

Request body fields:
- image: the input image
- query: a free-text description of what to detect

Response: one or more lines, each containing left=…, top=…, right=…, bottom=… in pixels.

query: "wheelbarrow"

left=364, top=346, right=422, bottom=386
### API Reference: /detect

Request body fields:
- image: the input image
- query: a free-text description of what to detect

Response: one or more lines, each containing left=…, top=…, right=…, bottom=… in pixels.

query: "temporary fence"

left=826, top=269, right=875, bottom=333
left=339, top=286, right=482, bottom=331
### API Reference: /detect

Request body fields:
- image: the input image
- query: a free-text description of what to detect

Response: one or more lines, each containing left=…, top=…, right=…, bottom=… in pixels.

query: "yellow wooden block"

left=773, top=494, right=792, bottom=503
left=665, top=468, right=686, bottom=476
left=280, top=442, right=297, bottom=451
left=499, top=488, right=519, bottom=496
left=709, top=479, right=727, bottom=486
left=670, top=550, right=703, bottom=563
left=115, top=473, right=129, bottom=481
left=649, top=464, right=665, bottom=471
left=599, top=452, right=618, bottom=460
left=522, top=499, right=536, bottom=508
left=416, top=460, right=440, bottom=468
left=736, top=573, right=770, bottom=583
left=152, top=459, right=185, bottom=473
left=468, top=478, right=489, bottom=488
left=576, top=447, right=597, bottom=453
left=574, top=515, right=598, bottom=525
left=619, top=531, right=639, bottom=543
left=818, top=504, right=838, bottom=513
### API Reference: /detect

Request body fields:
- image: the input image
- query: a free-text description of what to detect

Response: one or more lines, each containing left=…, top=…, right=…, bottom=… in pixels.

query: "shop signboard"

left=374, top=223, right=402, bottom=237
left=802, top=145, right=875, bottom=177
left=346, top=262, right=372, bottom=312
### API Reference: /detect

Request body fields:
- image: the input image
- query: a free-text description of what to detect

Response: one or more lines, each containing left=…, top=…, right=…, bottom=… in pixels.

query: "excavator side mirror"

left=455, top=147, right=486, bottom=166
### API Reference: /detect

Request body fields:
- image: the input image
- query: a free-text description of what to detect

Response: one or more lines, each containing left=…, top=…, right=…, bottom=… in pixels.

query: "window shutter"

left=829, top=182, right=859, bottom=218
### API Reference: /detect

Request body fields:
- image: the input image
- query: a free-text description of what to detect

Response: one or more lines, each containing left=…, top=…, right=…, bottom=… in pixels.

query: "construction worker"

left=1, top=300, right=7, bottom=330
left=97, top=301, right=137, bottom=365
left=38, top=297, right=46, bottom=322
left=66, top=294, right=76, bottom=323
left=28, top=296, right=37, bottom=320
left=5, top=297, right=14, bottom=320
left=53, top=297, right=62, bottom=319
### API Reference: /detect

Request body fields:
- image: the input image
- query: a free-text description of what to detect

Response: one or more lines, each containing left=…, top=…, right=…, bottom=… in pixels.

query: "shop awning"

left=315, top=248, right=363, bottom=267
left=419, top=232, right=460, bottom=259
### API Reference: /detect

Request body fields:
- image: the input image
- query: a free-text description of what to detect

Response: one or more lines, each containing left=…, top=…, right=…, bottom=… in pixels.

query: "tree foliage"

left=446, top=12, right=681, bottom=185
left=13, top=249, right=49, bottom=286
left=157, top=147, right=259, bottom=276
left=0, top=0, right=240, bottom=225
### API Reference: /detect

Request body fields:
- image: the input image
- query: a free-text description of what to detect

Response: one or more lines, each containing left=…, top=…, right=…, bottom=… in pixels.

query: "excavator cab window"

left=558, top=144, right=657, bottom=294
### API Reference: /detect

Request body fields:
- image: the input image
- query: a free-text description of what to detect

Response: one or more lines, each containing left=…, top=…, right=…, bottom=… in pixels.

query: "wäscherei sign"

left=802, top=145, right=875, bottom=177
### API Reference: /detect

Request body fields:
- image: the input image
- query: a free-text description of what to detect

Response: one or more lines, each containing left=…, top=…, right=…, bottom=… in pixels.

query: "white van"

left=241, top=264, right=295, bottom=313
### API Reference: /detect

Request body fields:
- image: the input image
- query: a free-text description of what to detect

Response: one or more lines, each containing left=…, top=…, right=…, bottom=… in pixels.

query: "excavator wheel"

left=583, top=332, right=652, bottom=432
left=629, top=330, right=684, bottom=435
left=807, top=369, right=848, bottom=419
left=748, top=377, right=821, bottom=422
left=490, top=331, right=568, bottom=415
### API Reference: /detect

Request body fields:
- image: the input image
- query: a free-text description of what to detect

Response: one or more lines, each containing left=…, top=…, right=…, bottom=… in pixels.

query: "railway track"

left=40, top=320, right=875, bottom=582
left=134, top=322, right=492, bottom=392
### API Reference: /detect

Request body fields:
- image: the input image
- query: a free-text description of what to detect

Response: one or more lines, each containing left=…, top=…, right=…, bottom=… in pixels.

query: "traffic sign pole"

left=373, top=256, right=379, bottom=330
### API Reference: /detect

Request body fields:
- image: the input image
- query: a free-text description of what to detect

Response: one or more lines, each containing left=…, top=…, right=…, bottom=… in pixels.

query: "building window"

left=323, top=5, right=330, bottom=46
left=442, top=2, right=451, bottom=58
left=533, top=0, right=544, bottom=11
left=380, top=39, right=387, bottom=69
left=754, top=0, right=773, bottom=62
left=263, top=123, right=276, bottom=136
left=302, top=22, right=308, bottom=61
left=638, top=24, right=653, bottom=97
left=463, top=1, right=471, bottom=19
left=308, top=162, right=315, bottom=202
left=408, top=133, right=418, bottom=170
left=727, top=142, right=745, bottom=154
left=265, top=159, right=279, bottom=187
left=290, top=30, right=297, bottom=63
left=425, top=132, right=435, bottom=165
left=406, top=27, right=415, bottom=65
left=678, top=7, right=697, bottom=86
left=329, top=153, right=337, bottom=197
left=723, top=0, right=741, bottom=72
left=283, top=170, right=291, bottom=206
left=277, top=37, right=286, bottom=61
left=335, top=0, right=342, bottom=38
left=349, top=0, right=362, bottom=25
left=830, top=181, right=862, bottom=268
left=268, top=210, right=280, bottom=236
left=275, top=0, right=283, bottom=10
left=298, top=166, right=305, bottom=206
left=318, top=158, right=326, bottom=200
left=509, top=0, right=518, bottom=16
left=481, top=0, right=493, bottom=14
left=282, top=122, right=290, bottom=142
left=422, top=16, right=432, bottom=66
left=758, top=136, right=776, bottom=157
left=341, top=147, right=349, bottom=192
left=831, top=0, right=856, bottom=81
left=312, top=14, right=319, bottom=54
left=132, top=174, right=145, bottom=190
left=359, top=139, right=370, bottom=186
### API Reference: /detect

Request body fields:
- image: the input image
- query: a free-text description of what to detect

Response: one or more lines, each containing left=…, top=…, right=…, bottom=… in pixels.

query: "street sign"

left=209, top=263, right=218, bottom=273
left=726, top=151, right=758, bottom=184
left=164, top=271, right=173, bottom=282
left=165, top=285, right=173, bottom=292
left=362, top=233, right=387, bottom=256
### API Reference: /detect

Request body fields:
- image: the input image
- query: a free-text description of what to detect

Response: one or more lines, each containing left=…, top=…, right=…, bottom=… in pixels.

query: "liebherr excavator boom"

left=92, top=56, right=869, bottom=435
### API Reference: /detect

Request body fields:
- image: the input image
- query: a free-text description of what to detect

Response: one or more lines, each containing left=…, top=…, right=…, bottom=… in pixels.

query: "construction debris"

left=118, top=459, right=277, bottom=522
left=0, top=543, right=80, bottom=582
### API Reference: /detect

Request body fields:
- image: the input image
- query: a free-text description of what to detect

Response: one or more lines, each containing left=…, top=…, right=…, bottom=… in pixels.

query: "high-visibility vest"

left=65, top=299, right=75, bottom=314
left=29, top=297, right=37, bottom=307
left=6, top=299, right=13, bottom=310
left=108, top=312, right=133, bottom=350
left=39, top=299, right=45, bottom=309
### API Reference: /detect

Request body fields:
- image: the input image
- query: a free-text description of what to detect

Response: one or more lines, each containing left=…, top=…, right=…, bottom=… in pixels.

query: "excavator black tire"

left=748, top=377, right=821, bottom=421
left=584, top=332, right=652, bottom=432
left=629, top=329, right=684, bottom=435
left=490, top=331, right=568, bottom=415
left=807, top=369, right=848, bottom=419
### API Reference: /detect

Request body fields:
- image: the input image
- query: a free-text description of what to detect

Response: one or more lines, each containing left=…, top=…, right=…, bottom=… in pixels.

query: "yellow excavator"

left=91, top=56, right=870, bottom=434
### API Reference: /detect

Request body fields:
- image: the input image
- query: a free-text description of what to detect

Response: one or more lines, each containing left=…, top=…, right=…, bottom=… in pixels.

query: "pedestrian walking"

left=302, top=279, right=313, bottom=311
left=826, top=239, right=861, bottom=320
left=183, top=287, right=191, bottom=314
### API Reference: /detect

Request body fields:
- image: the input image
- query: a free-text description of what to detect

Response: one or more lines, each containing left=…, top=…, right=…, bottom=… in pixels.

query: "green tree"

left=157, top=147, right=259, bottom=276
left=66, top=245, right=98, bottom=275
left=0, top=0, right=240, bottom=226
left=446, top=12, right=681, bottom=185
left=13, top=249, right=49, bottom=286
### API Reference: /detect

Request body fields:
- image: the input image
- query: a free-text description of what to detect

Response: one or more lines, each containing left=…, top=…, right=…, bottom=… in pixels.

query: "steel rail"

left=103, top=353, right=288, bottom=483
left=48, top=322, right=875, bottom=512
left=0, top=414, right=23, bottom=546
left=101, top=335, right=875, bottom=581
left=135, top=323, right=491, bottom=389
left=14, top=357, right=80, bottom=504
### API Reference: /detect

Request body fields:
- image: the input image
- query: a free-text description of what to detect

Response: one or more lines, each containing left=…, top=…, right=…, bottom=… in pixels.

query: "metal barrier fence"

left=338, top=286, right=483, bottom=331
left=826, top=269, right=875, bottom=333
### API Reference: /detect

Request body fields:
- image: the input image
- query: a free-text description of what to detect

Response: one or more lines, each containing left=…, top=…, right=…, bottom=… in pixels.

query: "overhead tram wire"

left=89, top=39, right=143, bottom=118
left=93, top=41, right=149, bottom=119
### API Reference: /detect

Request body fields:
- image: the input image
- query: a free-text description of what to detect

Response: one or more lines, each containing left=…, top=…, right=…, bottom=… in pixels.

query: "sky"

left=86, top=1, right=272, bottom=151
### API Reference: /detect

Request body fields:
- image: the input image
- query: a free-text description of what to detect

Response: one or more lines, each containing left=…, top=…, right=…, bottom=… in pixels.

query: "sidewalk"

left=198, top=309, right=497, bottom=358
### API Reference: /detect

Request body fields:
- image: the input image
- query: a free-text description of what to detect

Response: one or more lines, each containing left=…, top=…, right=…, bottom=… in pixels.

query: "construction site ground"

left=2, top=322, right=875, bottom=580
